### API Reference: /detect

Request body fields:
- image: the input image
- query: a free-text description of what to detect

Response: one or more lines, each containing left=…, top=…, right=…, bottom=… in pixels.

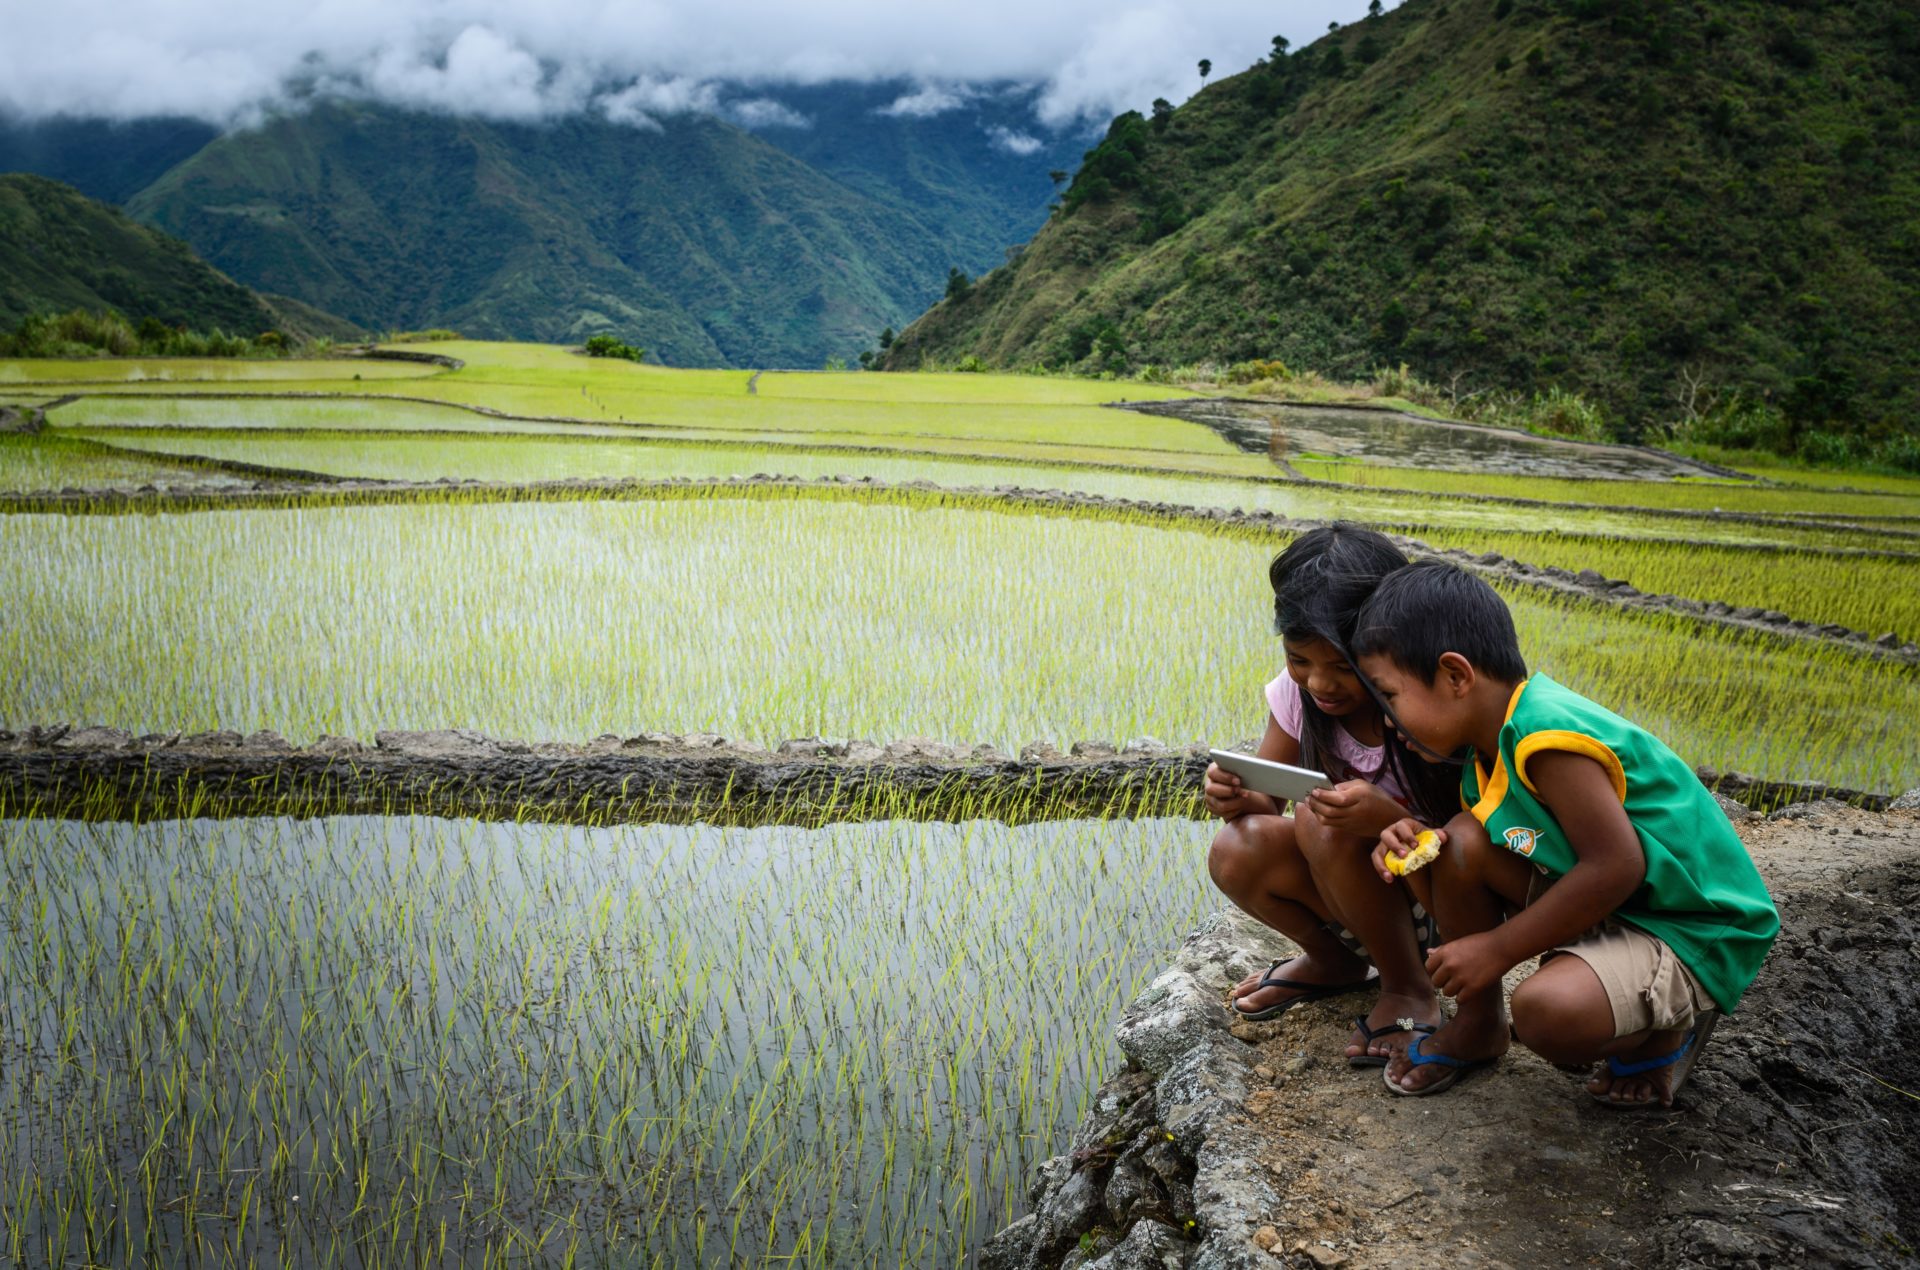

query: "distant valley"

left=0, top=83, right=1082, bottom=367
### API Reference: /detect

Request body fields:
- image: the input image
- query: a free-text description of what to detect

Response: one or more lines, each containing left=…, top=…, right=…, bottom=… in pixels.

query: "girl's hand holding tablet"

left=1202, top=762, right=1275, bottom=821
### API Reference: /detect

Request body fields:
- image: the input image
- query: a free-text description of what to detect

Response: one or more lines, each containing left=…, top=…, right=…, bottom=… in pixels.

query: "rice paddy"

left=0, top=433, right=265, bottom=493
left=0, top=358, right=437, bottom=385
left=1294, top=456, right=1920, bottom=521
left=3, top=492, right=1914, bottom=790
left=5, top=341, right=1917, bottom=1267
left=13, top=424, right=1895, bottom=554
left=1410, top=527, right=1920, bottom=641
left=2, top=812, right=1215, bottom=1266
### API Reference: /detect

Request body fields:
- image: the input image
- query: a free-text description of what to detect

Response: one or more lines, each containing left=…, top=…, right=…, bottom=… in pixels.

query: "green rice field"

left=4, top=342, right=1916, bottom=1268
left=3, top=813, right=1214, bottom=1266
left=21, top=425, right=1904, bottom=553
left=0, top=433, right=267, bottom=493
left=2, top=493, right=1913, bottom=790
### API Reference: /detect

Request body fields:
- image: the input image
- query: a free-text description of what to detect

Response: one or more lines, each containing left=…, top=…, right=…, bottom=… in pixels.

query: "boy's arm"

left=1485, top=749, right=1645, bottom=962
left=1426, top=750, right=1644, bottom=998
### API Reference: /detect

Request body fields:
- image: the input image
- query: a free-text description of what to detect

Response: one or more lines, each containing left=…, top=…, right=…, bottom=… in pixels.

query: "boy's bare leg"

left=1384, top=813, right=1534, bottom=1092
left=1293, top=802, right=1441, bottom=1061
left=1209, top=814, right=1372, bottom=1014
left=1510, top=956, right=1695, bottom=1107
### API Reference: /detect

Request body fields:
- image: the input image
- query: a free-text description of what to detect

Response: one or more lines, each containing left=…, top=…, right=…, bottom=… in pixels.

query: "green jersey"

left=1461, top=674, right=1779, bottom=1012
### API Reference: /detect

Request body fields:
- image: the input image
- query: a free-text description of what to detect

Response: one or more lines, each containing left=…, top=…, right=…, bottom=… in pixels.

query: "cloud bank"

left=0, top=1, right=1397, bottom=134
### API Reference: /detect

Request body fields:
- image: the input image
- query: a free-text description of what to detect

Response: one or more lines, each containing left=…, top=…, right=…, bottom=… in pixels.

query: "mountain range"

left=0, top=83, right=1081, bottom=367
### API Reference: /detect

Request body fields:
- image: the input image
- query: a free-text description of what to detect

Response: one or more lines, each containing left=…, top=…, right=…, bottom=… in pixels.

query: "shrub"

left=953, top=355, right=988, bottom=373
left=583, top=334, right=646, bottom=363
left=0, top=308, right=291, bottom=360
left=1874, top=433, right=1920, bottom=473
left=1796, top=430, right=1857, bottom=465
left=1223, top=358, right=1292, bottom=385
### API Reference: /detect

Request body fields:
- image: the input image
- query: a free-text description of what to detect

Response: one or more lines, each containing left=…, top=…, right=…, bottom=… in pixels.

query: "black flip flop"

left=1229, top=959, right=1375, bottom=1022
left=1346, top=1016, right=1434, bottom=1068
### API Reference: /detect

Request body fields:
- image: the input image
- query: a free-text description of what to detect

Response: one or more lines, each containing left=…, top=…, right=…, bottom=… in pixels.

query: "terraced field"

left=4, top=342, right=1915, bottom=1267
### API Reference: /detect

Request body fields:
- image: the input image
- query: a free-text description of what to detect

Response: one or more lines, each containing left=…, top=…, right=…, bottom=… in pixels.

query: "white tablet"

left=1207, top=749, right=1333, bottom=803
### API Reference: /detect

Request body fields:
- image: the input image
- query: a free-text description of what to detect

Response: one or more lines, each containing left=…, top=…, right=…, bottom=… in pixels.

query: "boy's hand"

left=1306, top=780, right=1404, bottom=835
left=1425, top=932, right=1512, bottom=1000
left=1372, top=818, right=1435, bottom=883
left=1203, top=763, right=1269, bottom=820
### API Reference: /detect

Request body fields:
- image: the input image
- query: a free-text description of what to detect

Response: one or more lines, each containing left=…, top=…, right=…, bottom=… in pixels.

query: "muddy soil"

left=994, top=802, right=1920, bottom=1270
left=1117, top=399, right=1742, bottom=482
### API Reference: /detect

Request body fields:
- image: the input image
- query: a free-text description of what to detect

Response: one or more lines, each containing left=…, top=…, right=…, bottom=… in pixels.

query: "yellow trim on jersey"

left=1514, top=731, right=1629, bottom=803
left=1467, top=680, right=1531, bottom=825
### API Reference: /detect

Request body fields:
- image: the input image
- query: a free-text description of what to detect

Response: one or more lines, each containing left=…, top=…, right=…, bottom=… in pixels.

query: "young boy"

left=1349, top=560, right=1779, bottom=1104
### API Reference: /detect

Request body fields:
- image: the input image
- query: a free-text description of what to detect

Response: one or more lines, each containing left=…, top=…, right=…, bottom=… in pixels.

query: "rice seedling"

left=0, top=492, right=1912, bottom=790
left=46, top=425, right=1901, bottom=553
left=46, top=394, right=1283, bottom=479
left=0, top=811, right=1218, bottom=1266
left=1411, top=527, right=1920, bottom=642
left=45, top=395, right=629, bottom=437
left=0, top=433, right=266, bottom=493
left=0, top=357, right=435, bottom=385
left=1293, top=455, right=1920, bottom=521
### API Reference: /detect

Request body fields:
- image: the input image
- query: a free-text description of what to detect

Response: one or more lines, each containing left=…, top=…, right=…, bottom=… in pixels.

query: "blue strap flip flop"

left=1347, top=1016, right=1433, bottom=1069
left=1382, top=1030, right=1498, bottom=1096
left=1592, top=1009, right=1721, bottom=1109
left=1229, top=959, right=1375, bottom=1022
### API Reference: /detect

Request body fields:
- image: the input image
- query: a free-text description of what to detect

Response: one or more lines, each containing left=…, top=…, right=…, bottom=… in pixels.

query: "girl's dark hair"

left=1269, top=524, right=1460, bottom=826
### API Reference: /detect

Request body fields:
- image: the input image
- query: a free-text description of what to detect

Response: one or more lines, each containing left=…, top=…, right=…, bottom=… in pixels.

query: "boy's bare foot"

left=1228, top=949, right=1372, bottom=1017
left=1345, top=990, right=1442, bottom=1063
left=1382, top=1007, right=1509, bottom=1093
left=1586, top=1027, right=1692, bottom=1108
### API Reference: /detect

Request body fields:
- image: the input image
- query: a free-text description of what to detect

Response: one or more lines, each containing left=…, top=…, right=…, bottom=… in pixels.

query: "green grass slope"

left=0, top=173, right=283, bottom=335
left=886, top=0, right=1920, bottom=438
left=124, top=101, right=982, bottom=368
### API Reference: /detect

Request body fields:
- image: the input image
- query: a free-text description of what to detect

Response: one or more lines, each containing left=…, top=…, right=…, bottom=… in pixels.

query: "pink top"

left=1264, top=673, right=1406, bottom=802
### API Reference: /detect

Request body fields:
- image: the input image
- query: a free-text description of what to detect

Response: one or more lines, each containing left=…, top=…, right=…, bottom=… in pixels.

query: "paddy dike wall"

left=0, top=725, right=1895, bottom=825
left=2, top=474, right=1914, bottom=664
left=989, top=798, right=1920, bottom=1270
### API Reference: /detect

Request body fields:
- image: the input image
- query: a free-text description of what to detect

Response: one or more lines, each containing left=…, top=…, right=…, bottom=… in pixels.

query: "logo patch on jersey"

left=1503, top=826, right=1542, bottom=858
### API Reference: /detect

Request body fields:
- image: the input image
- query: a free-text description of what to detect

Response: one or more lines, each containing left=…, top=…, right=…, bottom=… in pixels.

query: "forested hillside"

left=69, top=90, right=1076, bottom=368
left=887, top=0, right=1919, bottom=440
left=0, top=173, right=354, bottom=338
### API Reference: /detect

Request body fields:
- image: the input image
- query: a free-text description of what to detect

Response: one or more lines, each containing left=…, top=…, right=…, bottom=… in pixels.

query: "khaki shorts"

left=1527, top=871, right=1706, bottom=1037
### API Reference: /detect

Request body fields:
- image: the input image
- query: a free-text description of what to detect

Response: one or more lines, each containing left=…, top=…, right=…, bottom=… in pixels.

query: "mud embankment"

left=339, top=346, right=466, bottom=371
left=4, top=474, right=1913, bottom=664
left=991, top=799, right=1920, bottom=1270
left=0, top=726, right=1896, bottom=825
left=0, top=405, right=47, bottom=434
left=1117, top=397, right=1754, bottom=481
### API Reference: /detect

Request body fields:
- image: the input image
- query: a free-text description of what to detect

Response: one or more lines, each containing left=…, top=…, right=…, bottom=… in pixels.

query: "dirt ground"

left=1226, top=802, right=1919, bottom=1268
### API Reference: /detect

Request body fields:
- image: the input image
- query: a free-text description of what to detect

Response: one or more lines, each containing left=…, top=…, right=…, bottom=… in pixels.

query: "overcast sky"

left=0, top=1, right=1400, bottom=134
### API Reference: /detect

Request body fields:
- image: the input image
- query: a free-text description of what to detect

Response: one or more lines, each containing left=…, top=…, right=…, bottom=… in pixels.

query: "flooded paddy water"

left=2, top=814, right=1213, bottom=1265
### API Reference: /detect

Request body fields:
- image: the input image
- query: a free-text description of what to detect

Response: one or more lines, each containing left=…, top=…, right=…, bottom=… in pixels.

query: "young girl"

left=1204, top=524, right=1459, bottom=1065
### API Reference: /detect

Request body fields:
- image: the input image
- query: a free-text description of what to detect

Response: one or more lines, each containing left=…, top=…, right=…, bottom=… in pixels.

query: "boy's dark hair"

left=1268, top=524, right=1460, bottom=825
left=1351, top=559, right=1529, bottom=684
